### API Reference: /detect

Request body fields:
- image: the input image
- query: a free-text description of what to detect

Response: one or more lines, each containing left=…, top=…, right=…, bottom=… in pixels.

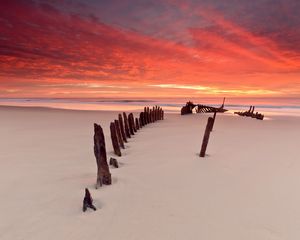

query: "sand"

left=0, top=105, right=299, bottom=240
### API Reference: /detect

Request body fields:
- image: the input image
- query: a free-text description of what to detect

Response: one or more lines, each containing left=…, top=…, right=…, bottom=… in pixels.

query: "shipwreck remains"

left=234, top=106, right=264, bottom=120
left=181, top=98, right=227, bottom=115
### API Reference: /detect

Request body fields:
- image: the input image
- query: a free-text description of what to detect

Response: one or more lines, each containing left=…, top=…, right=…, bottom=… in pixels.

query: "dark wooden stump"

left=200, top=117, right=214, bottom=157
left=128, top=113, right=135, bottom=135
left=143, top=107, right=148, bottom=124
left=147, top=107, right=150, bottom=123
left=211, top=111, right=217, bottom=132
left=139, top=117, right=142, bottom=128
left=109, top=157, right=119, bottom=168
left=110, top=122, right=121, bottom=157
left=135, top=117, right=140, bottom=130
left=93, top=123, right=112, bottom=188
left=123, top=112, right=131, bottom=138
left=118, top=113, right=127, bottom=143
left=131, top=114, right=137, bottom=132
left=140, top=112, right=144, bottom=126
left=114, top=119, right=125, bottom=149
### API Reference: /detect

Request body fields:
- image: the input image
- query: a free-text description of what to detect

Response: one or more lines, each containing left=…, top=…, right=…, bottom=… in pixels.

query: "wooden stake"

left=93, top=123, right=111, bottom=188
left=123, top=112, right=131, bottom=138
left=110, top=122, right=121, bottom=157
left=114, top=119, right=125, bottom=149
left=118, top=113, right=127, bottom=143
left=200, top=117, right=214, bottom=157
left=135, top=117, right=140, bottom=130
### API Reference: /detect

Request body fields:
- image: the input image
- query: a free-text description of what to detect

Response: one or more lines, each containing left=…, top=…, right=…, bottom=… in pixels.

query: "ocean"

left=0, top=97, right=299, bottom=117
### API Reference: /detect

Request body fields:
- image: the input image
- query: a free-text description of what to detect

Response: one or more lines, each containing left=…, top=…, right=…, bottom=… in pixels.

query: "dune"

left=0, top=105, right=299, bottom=240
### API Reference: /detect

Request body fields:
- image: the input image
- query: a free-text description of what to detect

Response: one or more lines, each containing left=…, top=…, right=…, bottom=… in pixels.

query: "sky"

left=0, top=0, right=300, bottom=100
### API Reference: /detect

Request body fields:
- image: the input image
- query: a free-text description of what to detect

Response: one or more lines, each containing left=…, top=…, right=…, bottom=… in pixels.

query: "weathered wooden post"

left=139, top=117, right=142, bottom=128
left=162, top=110, right=164, bottom=120
left=110, top=122, right=121, bottom=157
left=140, top=112, right=144, bottom=126
left=123, top=112, right=131, bottom=138
left=128, top=113, right=135, bottom=135
left=147, top=107, right=150, bottom=123
left=114, top=119, right=125, bottom=149
left=211, top=111, right=217, bottom=132
left=118, top=113, right=127, bottom=143
left=135, top=117, right=140, bottom=130
left=131, top=113, right=137, bottom=132
left=93, top=123, right=112, bottom=188
left=144, top=107, right=148, bottom=124
left=200, top=117, right=214, bottom=157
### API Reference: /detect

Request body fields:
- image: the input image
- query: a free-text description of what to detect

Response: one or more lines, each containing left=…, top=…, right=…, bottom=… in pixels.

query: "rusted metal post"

left=200, top=117, right=214, bottom=157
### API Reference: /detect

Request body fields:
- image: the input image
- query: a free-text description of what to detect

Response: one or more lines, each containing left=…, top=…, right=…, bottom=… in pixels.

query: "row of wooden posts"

left=200, top=111, right=217, bottom=157
left=93, top=106, right=164, bottom=188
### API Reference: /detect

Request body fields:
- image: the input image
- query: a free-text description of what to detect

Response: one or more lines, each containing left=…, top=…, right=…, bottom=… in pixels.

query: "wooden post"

left=93, top=123, right=111, bottom=188
left=110, top=122, right=121, bottom=157
left=140, top=112, right=144, bottom=126
left=200, top=117, right=214, bottom=157
left=118, top=113, right=127, bottom=143
left=139, top=117, right=142, bottom=128
left=135, top=117, right=140, bottom=130
left=147, top=107, right=150, bottom=123
left=128, top=113, right=135, bottom=135
left=114, top=119, right=125, bottom=149
left=131, top=114, right=137, bottom=132
left=211, top=111, right=217, bottom=132
left=144, top=107, right=148, bottom=124
left=123, top=112, right=131, bottom=138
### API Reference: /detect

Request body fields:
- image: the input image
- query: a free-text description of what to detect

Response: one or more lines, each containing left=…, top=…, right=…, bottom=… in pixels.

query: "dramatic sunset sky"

left=0, top=0, right=299, bottom=100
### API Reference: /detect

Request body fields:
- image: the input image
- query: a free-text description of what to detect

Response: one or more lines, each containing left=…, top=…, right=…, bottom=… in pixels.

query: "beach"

left=0, top=105, right=300, bottom=240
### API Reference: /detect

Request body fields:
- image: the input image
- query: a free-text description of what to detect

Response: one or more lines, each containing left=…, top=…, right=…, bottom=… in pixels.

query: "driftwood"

left=123, top=112, right=131, bottom=138
left=109, top=157, right=119, bottom=168
left=110, top=122, right=121, bottom=156
left=118, top=114, right=127, bottom=143
left=83, top=188, right=96, bottom=212
left=94, top=123, right=111, bottom=188
left=200, top=117, right=214, bottom=157
left=114, top=119, right=125, bottom=149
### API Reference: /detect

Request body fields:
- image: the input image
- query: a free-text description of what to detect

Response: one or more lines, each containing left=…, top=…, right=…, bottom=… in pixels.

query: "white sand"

left=0, top=106, right=299, bottom=240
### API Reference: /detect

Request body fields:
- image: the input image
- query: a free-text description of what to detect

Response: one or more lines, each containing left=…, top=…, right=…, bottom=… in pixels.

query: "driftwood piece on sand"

left=109, top=157, right=119, bottom=168
left=110, top=122, right=122, bottom=157
left=200, top=117, right=214, bottom=157
left=93, top=123, right=112, bottom=188
left=114, top=119, right=125, bottom=149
